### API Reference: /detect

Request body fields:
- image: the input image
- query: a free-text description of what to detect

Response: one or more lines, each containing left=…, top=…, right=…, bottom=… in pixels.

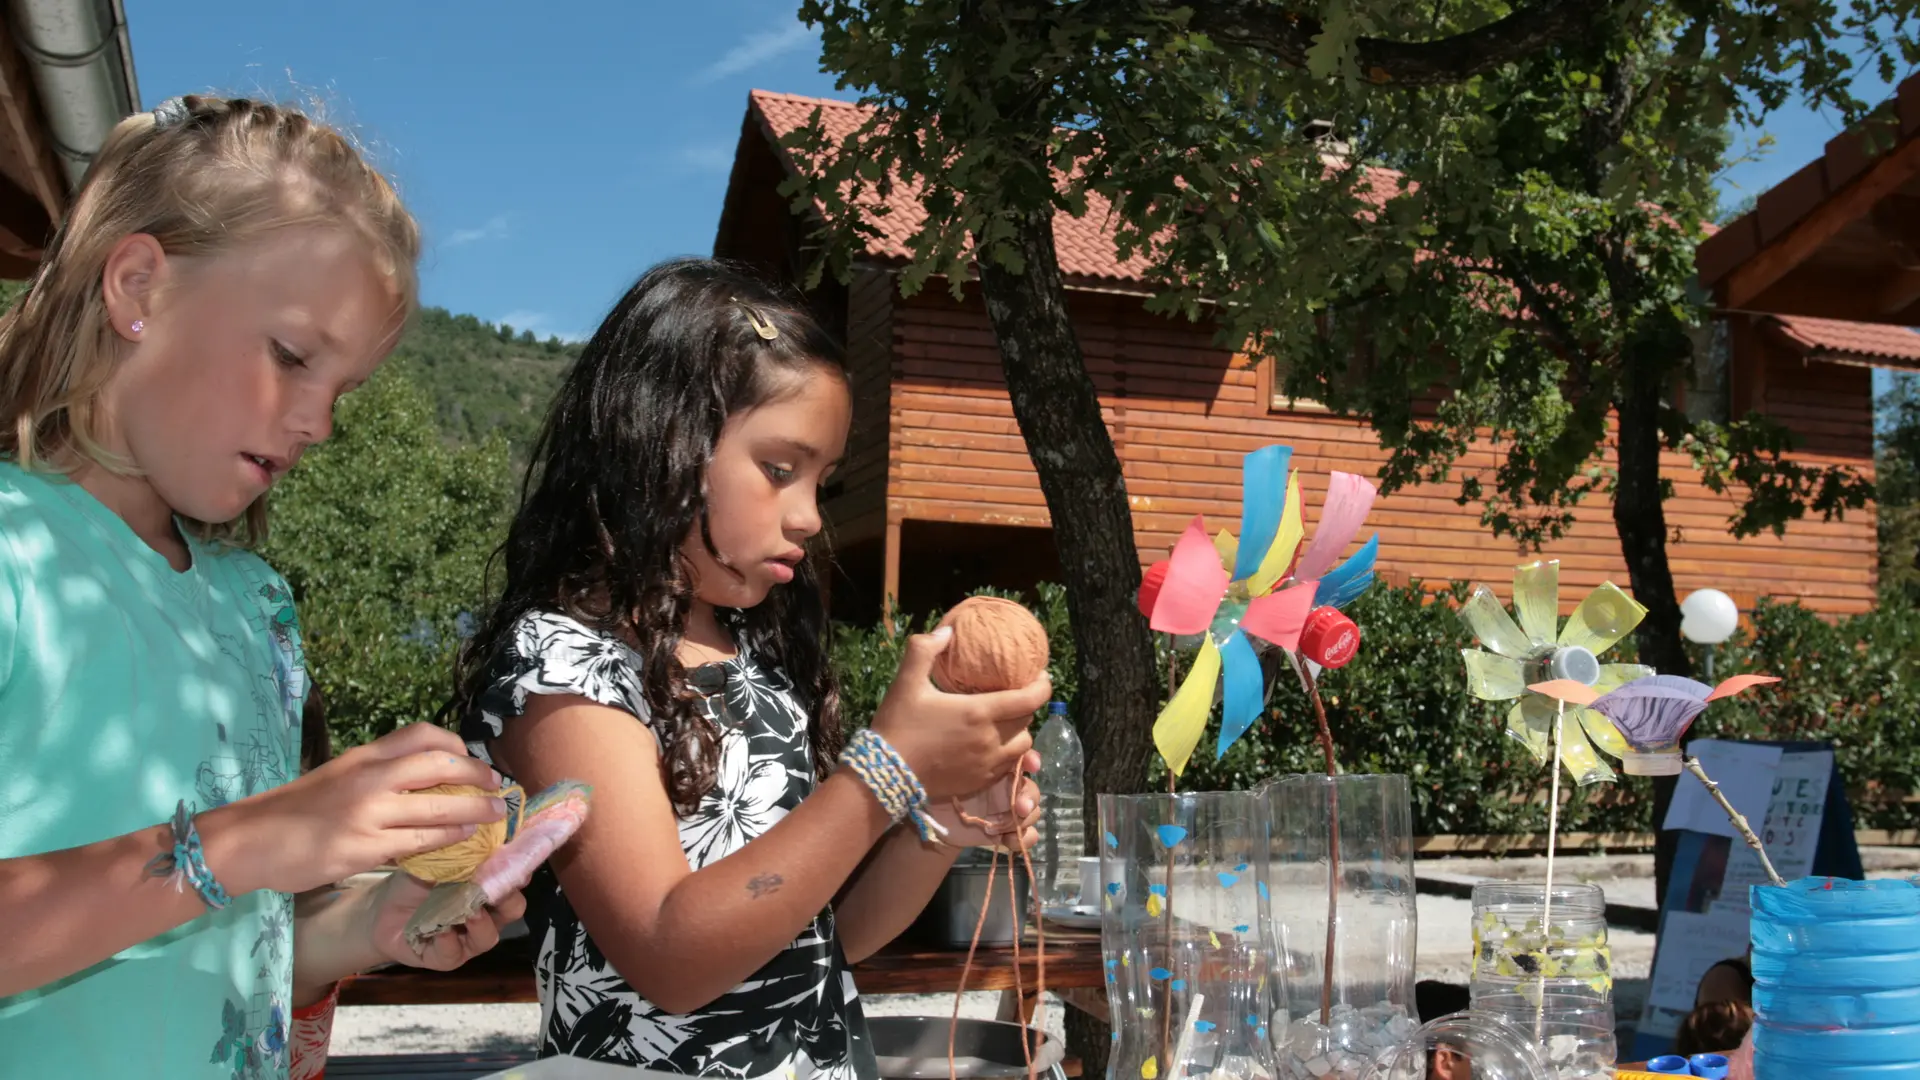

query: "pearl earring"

left=130, top=320, right=144, bottom=334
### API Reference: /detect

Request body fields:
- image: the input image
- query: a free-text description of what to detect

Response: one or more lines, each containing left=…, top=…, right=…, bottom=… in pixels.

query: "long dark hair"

left=450, top=257, right=846, bottom=814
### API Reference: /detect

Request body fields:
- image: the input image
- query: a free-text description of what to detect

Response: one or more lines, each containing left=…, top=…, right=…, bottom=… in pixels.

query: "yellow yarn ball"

left=396, top=783, right=512, bottom=883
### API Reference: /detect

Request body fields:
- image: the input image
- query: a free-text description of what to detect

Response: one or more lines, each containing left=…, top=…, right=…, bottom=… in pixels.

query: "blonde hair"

left=0, top=94, right=421, bottom=543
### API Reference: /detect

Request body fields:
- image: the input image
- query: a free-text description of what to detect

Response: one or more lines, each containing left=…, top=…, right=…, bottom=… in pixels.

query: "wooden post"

left=883, top=518, right=902, bottom=634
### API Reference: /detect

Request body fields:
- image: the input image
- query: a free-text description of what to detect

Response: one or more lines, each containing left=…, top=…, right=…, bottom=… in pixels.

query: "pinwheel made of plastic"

left=1588, top=673, right=1782, bottom=776
left=1459, top=560, right=1653, bottom=785
left=1137, top=445, right=1379, bottom=778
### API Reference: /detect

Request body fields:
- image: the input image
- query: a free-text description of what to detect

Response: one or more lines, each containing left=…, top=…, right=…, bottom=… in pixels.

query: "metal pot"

left=868, top=1016, right=1066, bottom=1080
left=911, top=854, right=1032, bottom=948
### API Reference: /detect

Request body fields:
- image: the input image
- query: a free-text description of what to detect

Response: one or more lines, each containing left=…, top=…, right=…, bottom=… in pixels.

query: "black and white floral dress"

left=462, top=610, right=877, bottom=1080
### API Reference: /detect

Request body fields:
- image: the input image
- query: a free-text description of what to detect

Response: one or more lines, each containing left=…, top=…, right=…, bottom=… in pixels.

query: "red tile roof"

left=749, top=89, right=1152, bottom=285
left=748, top=91, right=1920, bottom=374
left=1767, top=313, right=1920, bottom=369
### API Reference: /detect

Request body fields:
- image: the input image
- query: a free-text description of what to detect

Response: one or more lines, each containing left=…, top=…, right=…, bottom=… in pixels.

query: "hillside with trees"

left=387, top=306, right=578, bottom=456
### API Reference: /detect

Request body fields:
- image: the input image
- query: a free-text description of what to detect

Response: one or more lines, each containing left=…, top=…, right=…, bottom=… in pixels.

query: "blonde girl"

left=0, top=95, right=524, bottom=1079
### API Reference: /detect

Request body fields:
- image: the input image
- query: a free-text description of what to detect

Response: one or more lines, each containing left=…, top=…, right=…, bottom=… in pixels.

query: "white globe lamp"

left=1680, top=588, right=1738, bottom=679
left=1679, top=589, right=1738, bottom=645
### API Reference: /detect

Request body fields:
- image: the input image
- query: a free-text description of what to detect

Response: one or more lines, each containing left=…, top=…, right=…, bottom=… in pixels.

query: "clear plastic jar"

left=1468, top=882, right=1611, bottom=1003
left=1258, top=774, right=1419, bottom=1080
left=1470, top=991, right=1615, bottom=1079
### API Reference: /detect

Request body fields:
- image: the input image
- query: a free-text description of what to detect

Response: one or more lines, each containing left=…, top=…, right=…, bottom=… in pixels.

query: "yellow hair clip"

left=736, top=301, right=780, bottom=341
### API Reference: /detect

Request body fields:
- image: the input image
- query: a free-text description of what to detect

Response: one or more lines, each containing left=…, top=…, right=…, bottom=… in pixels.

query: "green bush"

left=830, top=581, right=1920, bottom=836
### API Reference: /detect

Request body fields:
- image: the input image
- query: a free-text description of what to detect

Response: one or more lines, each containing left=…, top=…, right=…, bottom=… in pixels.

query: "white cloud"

left=696, top=22, right=815, bottom=84
left=675, top=141, right=737, bottom=174
left=495, top=310, right=589, bottom=344
left=443, top=214, right=509, bottom=247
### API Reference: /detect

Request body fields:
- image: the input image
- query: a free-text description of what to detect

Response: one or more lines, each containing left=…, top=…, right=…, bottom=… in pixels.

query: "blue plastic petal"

left=1157, top=825, right=1189, bottom=849
left=1214, top=630, right=1264, bottom=759
left=1231, top=446, right=1291, bottom=582
left=1313, top=534, right=1379, bottom=609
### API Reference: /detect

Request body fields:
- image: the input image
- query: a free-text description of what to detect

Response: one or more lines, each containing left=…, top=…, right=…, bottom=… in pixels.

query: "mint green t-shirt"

left=0, top=462, right=308, bottom=1079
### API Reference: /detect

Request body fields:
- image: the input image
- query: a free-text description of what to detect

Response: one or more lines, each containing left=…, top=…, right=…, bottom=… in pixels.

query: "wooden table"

left=341, top=925, right=1109, bottom=1025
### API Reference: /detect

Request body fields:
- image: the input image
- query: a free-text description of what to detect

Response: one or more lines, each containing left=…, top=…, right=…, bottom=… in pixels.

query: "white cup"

left=1077, top=856, right=1103, bottom=908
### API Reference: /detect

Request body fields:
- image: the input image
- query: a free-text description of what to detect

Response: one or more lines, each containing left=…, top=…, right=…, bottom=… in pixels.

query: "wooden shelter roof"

left=1697, top=72, right=1920, bottom=327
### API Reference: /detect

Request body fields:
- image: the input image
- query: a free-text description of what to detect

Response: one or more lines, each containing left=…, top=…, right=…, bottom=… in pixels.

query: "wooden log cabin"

left=715, top=89, right=1917, bottom=624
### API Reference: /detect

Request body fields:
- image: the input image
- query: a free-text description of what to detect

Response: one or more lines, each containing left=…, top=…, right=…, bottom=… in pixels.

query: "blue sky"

left=126, top=2, right=1906, bottom=345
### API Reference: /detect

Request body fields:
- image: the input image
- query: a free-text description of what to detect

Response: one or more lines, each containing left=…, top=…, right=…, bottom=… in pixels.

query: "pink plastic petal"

left=1239, top=584, right=1318, bottom=650
left=473, top=791, right=591, bottom=904
left=1527, top=679, right=1602, bottom=706
left=1149, top=517, right=1230, bottom=635
left=1293, top=472, right=1378, bottom=583
left=1705, top=674, right=1782, bottom=702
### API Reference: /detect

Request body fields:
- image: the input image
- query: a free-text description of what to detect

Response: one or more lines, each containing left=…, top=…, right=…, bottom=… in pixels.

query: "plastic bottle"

left=1033, top=701, right=1085, bottom=910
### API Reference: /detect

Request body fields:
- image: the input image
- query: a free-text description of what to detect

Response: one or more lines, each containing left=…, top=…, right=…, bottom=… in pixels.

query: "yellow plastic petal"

left=1521, top=693, right=1615, bottom=785
left=1142, top=1058, right=1159, bottom=1080
left=1213, top=530, right=1238, bottom=569
left=1505, top=699, right=1550, bottom=764
left=1575, top=706, right=1629, bottom=759
left=1153, top=636, right=1221, bottom=778
left=1595, top=663, right=1655, bottom=693
left=1147, top=893, right=1165, bottom=917
left=1249, top=473, right=1304, bottom=595
left=1460, top=584, right=1535, bottom=659
left=1463, top=649, right=1527, bottom=701
left=1559, top=582, right=1647, bottom=657
left=1512, top=560, right=1561, bottom=650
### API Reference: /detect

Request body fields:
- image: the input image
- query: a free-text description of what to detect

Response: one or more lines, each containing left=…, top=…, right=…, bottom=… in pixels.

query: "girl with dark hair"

left=450, top=258, right=1049, bottom=1077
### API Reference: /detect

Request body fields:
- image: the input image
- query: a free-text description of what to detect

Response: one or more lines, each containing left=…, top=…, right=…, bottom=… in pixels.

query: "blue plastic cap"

left=1048, top=701, right=1067, bottom=715
left=1647, top=1056, right=1690, bottom=1075
left=1689, top=1053, right=1729, bottom=1079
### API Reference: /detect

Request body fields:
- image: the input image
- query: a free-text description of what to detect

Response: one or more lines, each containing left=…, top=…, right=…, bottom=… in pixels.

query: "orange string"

left=947, top=768, right=1046, bottom=1080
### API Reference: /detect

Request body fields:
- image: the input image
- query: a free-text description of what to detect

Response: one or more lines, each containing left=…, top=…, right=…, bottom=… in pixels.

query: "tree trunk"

left=975, top=206, right=1164, bottom=806
left=1611, top=372, right=1688, bottom=677
left=975, top=202, right=1156, bottom=1080
left=1611, top=325, right=1693, bottom=914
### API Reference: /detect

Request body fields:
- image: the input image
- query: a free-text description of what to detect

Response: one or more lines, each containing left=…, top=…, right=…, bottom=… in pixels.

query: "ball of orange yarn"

left=931, top=596, right=1050, bottom=694
left=396, top=784, right=509, bottom=884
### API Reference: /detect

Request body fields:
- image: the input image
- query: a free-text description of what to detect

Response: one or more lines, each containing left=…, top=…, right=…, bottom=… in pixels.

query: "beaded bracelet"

left=144, top=800, right=233, bottom=911
left=839, top=728, right=948, bottom=843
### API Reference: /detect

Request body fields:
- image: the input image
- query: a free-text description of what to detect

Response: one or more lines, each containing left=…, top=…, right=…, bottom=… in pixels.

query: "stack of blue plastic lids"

left=1751, top=877, right=1920, bottom=1077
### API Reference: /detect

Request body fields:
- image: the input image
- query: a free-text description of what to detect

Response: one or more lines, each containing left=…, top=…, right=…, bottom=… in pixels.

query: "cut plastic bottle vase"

left=1751, top=877, right=1920, bottom=1078
left=1257, top=774, right=1420, bottom=1080
left=1098, top=791, right=1281, bottom=1080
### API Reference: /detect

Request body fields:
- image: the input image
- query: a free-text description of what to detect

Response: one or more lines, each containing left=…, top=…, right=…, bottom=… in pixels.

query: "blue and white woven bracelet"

left=145, top=800, right=233, bottom=910
left=839, top=728, right=948, bottom=843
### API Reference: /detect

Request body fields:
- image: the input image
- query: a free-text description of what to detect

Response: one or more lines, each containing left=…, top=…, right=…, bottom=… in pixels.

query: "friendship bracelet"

left=144, top=800, right=233, bottom=911
left=839, top=728, right=948, bottom=843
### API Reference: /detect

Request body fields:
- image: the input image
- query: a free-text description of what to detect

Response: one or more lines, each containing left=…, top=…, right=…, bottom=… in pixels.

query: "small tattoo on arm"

left=747, top=873, right=784, bottom=899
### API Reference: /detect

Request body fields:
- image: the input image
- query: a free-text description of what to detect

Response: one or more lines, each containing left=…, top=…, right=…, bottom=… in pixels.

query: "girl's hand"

left=367, top=872, right=528, bottom=972
left=871, top=627, right=1049, bottom=799
left=204, top=724, right=508, bottom=897
left=292, top=871, right=530, bottom=1006
left=928, top=754, right=1044, bottom=851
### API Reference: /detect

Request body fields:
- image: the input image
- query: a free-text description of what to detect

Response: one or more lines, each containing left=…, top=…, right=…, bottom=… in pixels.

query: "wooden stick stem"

left=1684, top=755, right=1788, bottom=888
left=1537, top=700, right=1565, bottom=1046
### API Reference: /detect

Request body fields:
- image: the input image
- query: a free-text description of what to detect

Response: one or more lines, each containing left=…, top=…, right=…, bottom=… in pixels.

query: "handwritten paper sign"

left=1722, top=748, right=1833, bottom=902
left=1663, top=739, right=1782, bottom=840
